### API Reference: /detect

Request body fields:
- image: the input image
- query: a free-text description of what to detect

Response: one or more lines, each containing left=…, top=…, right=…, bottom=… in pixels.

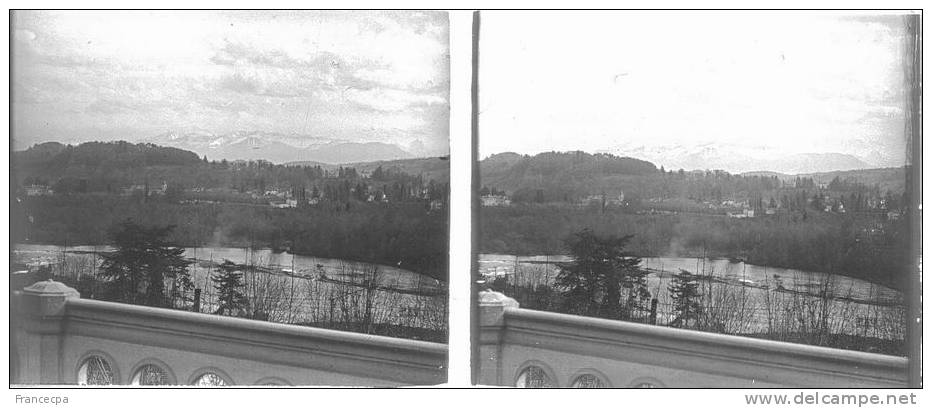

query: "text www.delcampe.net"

left=745, top=392, right=918, bottom=406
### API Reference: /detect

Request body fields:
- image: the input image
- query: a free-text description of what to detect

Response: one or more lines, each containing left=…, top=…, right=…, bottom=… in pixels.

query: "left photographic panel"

left=10, top=10, right=450, bottom=387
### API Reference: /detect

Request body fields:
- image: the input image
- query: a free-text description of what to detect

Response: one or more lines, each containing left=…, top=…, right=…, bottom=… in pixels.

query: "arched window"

left=571, top=374, right=606, bottom=388
left=77, top=356, right=116, bottom=385
left=633, top=382, right=658, bottom=388
left=192, top=372, right=229, bottom=386
left=255, top=377, right=292, bottom=386
left=131, top=364, right=172, bottom=386
left=515, top=365, right=555, bottom=388
left=629, top=377, right=663, bottom=388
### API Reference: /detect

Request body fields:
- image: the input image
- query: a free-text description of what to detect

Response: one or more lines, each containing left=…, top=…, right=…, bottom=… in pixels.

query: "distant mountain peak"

left=607, top=143, right=873, bottom=174
left=143, top=130, right=416, bottom=164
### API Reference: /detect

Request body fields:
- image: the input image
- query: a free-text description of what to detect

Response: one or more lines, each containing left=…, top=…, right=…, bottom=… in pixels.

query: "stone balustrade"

left=476, top=290, right=908, bottom=388
left=11, top=282, right=909, bottom=388
left=11, top=280, right=447, bottom=386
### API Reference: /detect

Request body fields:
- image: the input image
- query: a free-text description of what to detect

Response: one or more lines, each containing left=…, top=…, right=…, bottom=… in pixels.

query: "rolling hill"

left=479, top=151, right=658, bottom=201
left=480, top=150, right=909, bottom=202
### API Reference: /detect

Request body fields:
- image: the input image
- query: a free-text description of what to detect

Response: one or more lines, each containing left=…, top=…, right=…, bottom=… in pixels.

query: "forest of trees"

left=12, top=141, right=450, bottom=281
left=485, top=228, right=906, bottom=355
left=14, top=194, right=448, bottom=281
left=13, top=141, right=450, bottom=205
left=480, top=151, right=907, bottom=207
left=477, top=151, right=914, bottom=289
left=481, top=205, right=911, bottom=290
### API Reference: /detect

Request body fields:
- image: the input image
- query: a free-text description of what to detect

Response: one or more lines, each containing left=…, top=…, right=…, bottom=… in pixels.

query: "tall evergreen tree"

left=668, top=270, right=702, bottom=328
left=99, top=220, right=193, bottom=307
left=211, top=260, right=248, bottom=317
left=554, top=229, right=649, bottom=320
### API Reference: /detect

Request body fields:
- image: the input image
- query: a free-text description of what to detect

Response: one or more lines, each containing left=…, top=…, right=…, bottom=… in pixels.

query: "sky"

left=479, top=11, right=915, bottom=169
left=12, top=11, right=450, bottom=155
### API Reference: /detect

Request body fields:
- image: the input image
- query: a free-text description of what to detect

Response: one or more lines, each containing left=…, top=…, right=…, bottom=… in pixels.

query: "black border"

left=7, top=8, right=925, bottom=391
left=7, top=8, right=454, bottom=391
left=469, top=8, right=923, bottom=390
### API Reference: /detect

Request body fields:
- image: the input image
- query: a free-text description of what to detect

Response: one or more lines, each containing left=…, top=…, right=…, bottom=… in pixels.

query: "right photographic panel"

left=474, top=11, right=920, bottom=388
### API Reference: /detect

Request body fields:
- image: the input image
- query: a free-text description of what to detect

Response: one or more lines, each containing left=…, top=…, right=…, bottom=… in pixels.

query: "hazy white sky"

left=479, top=11, right=913, bottom=167
left=12, top=11, right=449, bottom=154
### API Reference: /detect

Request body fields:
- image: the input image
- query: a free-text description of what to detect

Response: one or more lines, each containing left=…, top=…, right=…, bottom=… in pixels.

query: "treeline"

left=645, top=170, right=905, bottom=211
left=13, top=141, right=449, bottom=203
left=12, top=140, right=450, bottom=280
left=15, top=141, right=201, bottom=170
left=479, top=151, right=658, bottom=199
left=13, top=195, right=448, bottom=281
left=480, top=205, right=911, bottom=289
left=479, top=151, right=908, bottom=206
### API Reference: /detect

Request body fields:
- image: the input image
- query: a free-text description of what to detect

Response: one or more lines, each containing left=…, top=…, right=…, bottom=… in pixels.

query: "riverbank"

left=479, top=253, right=906, bottom=355
left=13, top=195, right=449, bottom=281
left=479, top=253, right=901, bottom=304
left=12, top=245, right=448, bottom=343
left=480, top=206, right=911, bottom=290
left=14, top=243, right=445, bottom=295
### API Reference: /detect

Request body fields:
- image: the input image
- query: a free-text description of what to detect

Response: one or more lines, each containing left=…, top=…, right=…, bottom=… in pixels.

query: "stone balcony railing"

left=476, top=290, right=909, bottom=388
left=11, top=280, right=447, bottom=386
left=10, top=281, right=910, bottom=388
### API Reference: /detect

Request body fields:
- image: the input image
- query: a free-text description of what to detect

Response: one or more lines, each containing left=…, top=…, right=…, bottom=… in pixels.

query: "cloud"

left=345, top=88, right=446, bottom=112
left=219, top=72, right=261, bottom=94
left=479, top=12, right=909, bottom=162
left=11, top=11, right=450, bottom=152
left=85, top=99, right=132, bottom=115
left=354, top=68, right=446, bottom=91
left=204, top=12, right=449, bottom=93
left=210, top=41, right=308, bottom=68
left=14, top=28, right=36, bottom=42
left=209, top=41, right=392, bottom=100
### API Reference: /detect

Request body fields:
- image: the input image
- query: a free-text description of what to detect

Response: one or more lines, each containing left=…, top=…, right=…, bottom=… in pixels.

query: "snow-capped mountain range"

left=143, top=129, right=416, bottom=164
left=145, top=131, right=896, bottom=174
left=600, top=143, right=893, bottom=175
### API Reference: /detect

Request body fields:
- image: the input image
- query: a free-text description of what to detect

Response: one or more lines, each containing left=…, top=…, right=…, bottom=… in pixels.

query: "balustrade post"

left=477, top=289, right=518, bottom=386
left=12, top=280, right=80, bottom=384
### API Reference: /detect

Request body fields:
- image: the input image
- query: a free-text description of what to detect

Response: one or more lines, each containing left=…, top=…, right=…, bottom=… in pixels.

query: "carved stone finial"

left=479, top=289, right=519, bottom=308
left=23, top=280, right=80, bottom=297
left=20, top=280, right=79, bottom=317
left=478, top=290, right=519, bottom=327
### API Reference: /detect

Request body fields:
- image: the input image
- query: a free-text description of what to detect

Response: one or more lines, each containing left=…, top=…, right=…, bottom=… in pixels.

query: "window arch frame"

left=254, top=376, right=293, bottom=386
left=128, top=358, right=176, bottom=386
left=569, top=368, right=613, bottom=388
left=513, top=360, right=559, bottom=388
left=628, top=376, right=665, bottom=388
left=188, top=367, right=235, bottom=386
left=74, top=350, right=121, bottom=386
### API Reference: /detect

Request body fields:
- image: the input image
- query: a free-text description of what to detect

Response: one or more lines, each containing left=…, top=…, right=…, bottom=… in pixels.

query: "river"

left=479, top=254, right=901, bottom=304
left=480, top=253, right=904, bottom=340
left=12, top=244, right=447, bottom=333
left=14, top=244, right=443, bottom=294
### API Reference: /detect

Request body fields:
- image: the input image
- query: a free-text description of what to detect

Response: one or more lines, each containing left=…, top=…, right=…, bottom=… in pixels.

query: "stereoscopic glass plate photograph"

left=11, top=10, right=450, bottom=387
left=6, top=7, right=924, bottom=395
left=474, top=10, right=920, bottom=388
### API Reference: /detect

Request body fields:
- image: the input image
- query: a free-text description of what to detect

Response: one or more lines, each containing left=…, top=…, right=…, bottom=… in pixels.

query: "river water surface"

left=479, top=253, right=904, bottom=339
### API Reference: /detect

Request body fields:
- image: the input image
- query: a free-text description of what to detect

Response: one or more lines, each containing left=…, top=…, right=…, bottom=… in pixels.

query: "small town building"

left=24, top=185, right=54, bottom=196
left=481, top=195, right=511, bottom=207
